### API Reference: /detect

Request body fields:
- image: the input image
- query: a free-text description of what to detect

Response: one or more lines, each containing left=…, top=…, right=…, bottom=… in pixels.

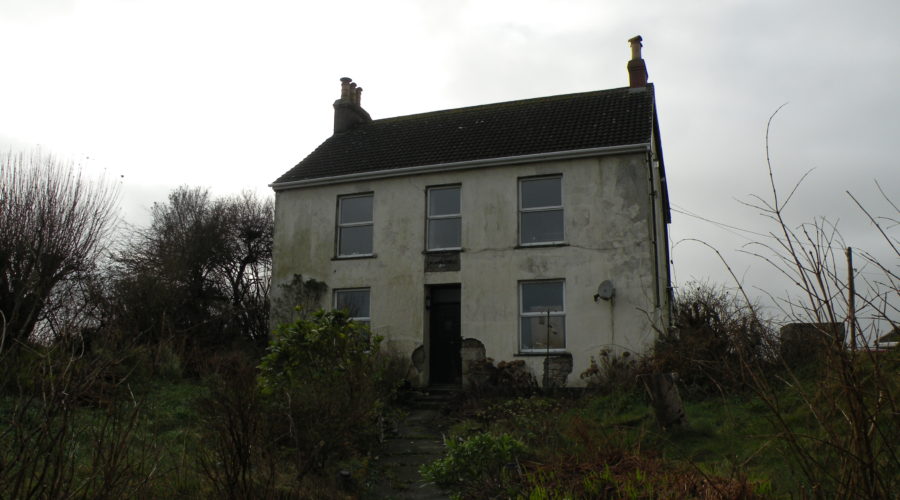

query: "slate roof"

left=273, top=84, right=657, bottom=185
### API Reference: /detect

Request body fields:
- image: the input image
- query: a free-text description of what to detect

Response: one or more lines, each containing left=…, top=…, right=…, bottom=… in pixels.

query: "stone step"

left=368, top=395, right=453, bottom=499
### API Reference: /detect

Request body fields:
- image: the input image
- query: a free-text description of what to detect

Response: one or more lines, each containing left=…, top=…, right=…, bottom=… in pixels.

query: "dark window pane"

left=521, top=210, right=563, bottom=243
left=521, top=316, right=565, bottom=350
left=429, top=187, right=460, bottom=216
left=336, top=289, right=370, bottom=318
left=427, top=218, right=461, bottom=249
left=339, top=225, right=373, bottom=255
left=522, top=282, right=563, bottom=313
left=340, top=195, right=373, bottom=224
left=521, top=178, right=561, bottom=208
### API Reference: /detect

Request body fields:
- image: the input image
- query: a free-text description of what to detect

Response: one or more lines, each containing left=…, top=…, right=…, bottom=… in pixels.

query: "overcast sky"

left=1, top=0, right=897, bottom=329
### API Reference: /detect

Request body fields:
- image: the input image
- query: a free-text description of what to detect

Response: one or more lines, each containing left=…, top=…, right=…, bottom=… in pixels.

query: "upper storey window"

left=337, top=194, right=373, bottom=257
left=427, top=186, right=461, bottom=251
left=519, top=176, right=564, bottom=245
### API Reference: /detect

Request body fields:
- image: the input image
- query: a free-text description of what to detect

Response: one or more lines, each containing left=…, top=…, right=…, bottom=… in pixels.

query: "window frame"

left=426, top=185, right=462, bottom=251
left=336, top=193, right=374, bottom=258
left=518, top=175, right=565, bottom=246
left=333, top=287, right=371, bottom=325
left=518, top=279, right=566, bottom=353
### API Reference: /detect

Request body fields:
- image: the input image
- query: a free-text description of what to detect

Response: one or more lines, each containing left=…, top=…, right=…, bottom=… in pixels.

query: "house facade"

left=271, top=37, right=671, bottom=388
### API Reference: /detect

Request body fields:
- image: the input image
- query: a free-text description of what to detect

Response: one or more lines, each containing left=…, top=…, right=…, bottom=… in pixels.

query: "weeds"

left=420, top=433, right=526, bottom=493
left=580, top=349, right=641, bottom=393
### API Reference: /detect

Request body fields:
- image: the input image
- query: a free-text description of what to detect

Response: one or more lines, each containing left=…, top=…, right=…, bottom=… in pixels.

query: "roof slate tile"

left=274, top=84, right=655, bottom=185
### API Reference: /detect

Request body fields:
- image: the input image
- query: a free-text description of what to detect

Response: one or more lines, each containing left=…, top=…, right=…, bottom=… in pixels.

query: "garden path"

left=367, top=391, right=456, bottom=499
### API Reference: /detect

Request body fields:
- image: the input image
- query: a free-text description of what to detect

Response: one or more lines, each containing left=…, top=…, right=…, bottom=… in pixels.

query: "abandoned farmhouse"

left=270, top=37, right=672, bottom=388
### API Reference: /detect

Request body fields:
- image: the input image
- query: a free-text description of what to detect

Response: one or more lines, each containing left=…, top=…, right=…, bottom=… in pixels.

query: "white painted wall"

left=272, top=152, right=670, bottom=387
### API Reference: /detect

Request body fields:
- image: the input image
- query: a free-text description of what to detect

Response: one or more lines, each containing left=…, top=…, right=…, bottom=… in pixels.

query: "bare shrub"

left=197, top=351, right=277, bottom=499
left=698, top=107, right=899, bottom=498
left=0, top=330, right=158, bottom=498
left=653, top=282, right=778, bottom=396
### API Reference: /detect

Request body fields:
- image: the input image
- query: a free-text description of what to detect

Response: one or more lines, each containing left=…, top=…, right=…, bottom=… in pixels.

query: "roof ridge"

left=372, top=84, right=653, bottom=124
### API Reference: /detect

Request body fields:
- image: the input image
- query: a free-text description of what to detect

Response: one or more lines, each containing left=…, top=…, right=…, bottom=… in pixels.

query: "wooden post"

left=543, top=309, right=551, bottom=390
left=846, top=247, right=856, bottom=351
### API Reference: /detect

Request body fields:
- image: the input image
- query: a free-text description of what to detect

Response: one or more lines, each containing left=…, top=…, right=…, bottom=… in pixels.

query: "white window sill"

left=332, top=254, right=377, bottom=261
left=515, top=242, right=568, bottom=249
left=515, top=350, right=569, bottom=356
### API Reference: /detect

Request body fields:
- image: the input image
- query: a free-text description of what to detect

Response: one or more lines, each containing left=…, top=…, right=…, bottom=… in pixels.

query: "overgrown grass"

left=661, top=395, right=802, bottom=496
left=0, top=377, right=207, bottom=498
left=3, top=304, right=894, bottom=499
left=3, top=351, right=894, bottom=498
left=0, top=313, right=410, bottom=499
left=429, top=372, right=894, bottom=500
left=131, top=380, right=209, bottom=497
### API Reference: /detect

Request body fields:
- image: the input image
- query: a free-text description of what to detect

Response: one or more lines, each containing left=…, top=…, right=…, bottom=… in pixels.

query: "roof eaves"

left=270, top=143, right=650, bottom=191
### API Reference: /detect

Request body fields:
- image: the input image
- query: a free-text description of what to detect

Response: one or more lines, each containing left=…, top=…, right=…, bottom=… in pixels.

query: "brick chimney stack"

left=627, top=36, right=648, bottom=88
left=334, top=77, right=371, bottom=134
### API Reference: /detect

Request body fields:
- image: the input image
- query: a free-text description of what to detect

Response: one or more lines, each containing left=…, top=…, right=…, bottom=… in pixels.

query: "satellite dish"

left=595, top=280, right=615, bottom=301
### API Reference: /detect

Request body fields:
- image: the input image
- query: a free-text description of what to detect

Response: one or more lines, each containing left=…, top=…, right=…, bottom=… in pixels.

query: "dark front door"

left=429, top=285, right=461, bottom=386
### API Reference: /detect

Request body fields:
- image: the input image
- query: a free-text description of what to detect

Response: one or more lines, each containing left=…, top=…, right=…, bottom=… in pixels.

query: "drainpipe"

left=648, top=151, right=661, bottom=309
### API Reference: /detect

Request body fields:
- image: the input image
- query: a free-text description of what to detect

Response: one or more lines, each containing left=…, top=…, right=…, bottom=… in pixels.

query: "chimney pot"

left=340, top=77, right=352, bottom=100
left=627, top=36, right=648, bottom=88
left=333, top=76, right=372, bottom=133
left=628, top=36, right=643, bottom=60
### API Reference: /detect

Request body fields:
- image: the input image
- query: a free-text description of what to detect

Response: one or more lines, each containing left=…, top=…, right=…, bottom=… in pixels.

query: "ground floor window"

left=519, top=280, right=565, bottom=351
left=334, top=288, right=371, bottom=326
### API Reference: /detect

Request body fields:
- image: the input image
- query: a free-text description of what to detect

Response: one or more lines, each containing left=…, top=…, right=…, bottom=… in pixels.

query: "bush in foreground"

left=196, top=310, right=409, bottom=496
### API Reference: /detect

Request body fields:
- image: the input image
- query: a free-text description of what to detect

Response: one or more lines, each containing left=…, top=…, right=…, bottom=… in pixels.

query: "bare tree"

left=216, top=191, right=273, bottom=342
left=0, top=150, right=119, bottom=343
left=111, top=186, right=273, bottom=356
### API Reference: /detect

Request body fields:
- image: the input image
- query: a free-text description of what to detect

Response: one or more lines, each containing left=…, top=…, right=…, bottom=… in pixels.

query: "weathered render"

left=271, top=37, right=671, bottom=388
